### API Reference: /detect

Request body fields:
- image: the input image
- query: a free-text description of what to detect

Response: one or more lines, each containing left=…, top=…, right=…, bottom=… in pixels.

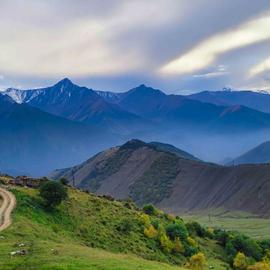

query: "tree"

left=174, top=237, right=185, bottom=254
left=144, top=225, right=158, bottom=238
left=39, top=181, right=68, bottom=208
left=233, top=252, right=248, bottom=270
left=165, top=222, right=188, bottom=240
left=248, top=262, right=270, bottom=270
left=188, top=252, right=207, bottom=270
left=59, top=177, right=69, bottom=185
left=158, top=225, right=174, bottom=253
left=142, top=204, right=158, bottom=215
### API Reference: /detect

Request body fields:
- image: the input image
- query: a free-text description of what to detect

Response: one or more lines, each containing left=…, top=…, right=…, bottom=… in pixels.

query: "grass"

left=183, top=211, right=270, bottom=240
left=0, top=186, right=231, bottom=269
left=0, top=187, right=189, bottom=270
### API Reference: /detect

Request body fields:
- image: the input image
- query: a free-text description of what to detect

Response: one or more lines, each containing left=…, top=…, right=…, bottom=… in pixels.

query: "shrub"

left=174, top=237, right=185, bottom=254
left=39, top=181, right=68, bottom=208
left=143, top=204, right=158, bottom=215
left=214, top=229, right=230, bottom=246
left=187, top=236, right=198, bottom=248
left=151, top=219, right=160, bottom=229
left=144, top=225, right=158, bottom=239
left=259, top=240, right=270, bottom=253
left=186, top=221, right=206, bottom=237
left=233, top=252, right=248, bottom=270
left=232, top=234, right=263, bottom=261
left=158, top=225, right=174, bottom=253
left=225, top=240, right=238, bottom=260
left=140, top=213, right=151, bottom=227
left=59, top=177, right=69, bottom=185
left=116, top=218, right=133, bottom=234
left=248, top=262, right=270, bottom=270
left=166, top=222, right=188, bottom=241
left=187, top=252, right=207, bottom=270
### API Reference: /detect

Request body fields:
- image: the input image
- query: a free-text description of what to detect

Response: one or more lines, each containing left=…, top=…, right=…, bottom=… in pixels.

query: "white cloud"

left=0, top=1, right=177, bottom=77
left=160, top=13, right=270, bottom=75
left=249, top=57, right=270, bottom=77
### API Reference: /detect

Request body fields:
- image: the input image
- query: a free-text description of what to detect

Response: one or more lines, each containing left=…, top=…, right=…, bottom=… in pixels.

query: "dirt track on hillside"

left=0, top=187, right=16, bottom=231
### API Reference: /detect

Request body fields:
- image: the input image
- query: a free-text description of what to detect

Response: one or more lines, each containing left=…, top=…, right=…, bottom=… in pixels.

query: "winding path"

left=0, top=187, right=16, bottom=231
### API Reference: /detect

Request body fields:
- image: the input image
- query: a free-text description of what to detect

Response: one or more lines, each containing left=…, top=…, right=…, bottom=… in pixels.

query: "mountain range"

left=51, top=139, right=270, bottom=217
left=2, top=78, right=270, bottom=174
left=187, top=89, right=270, bottom=113
left=0, top=93, right=118, bottom=176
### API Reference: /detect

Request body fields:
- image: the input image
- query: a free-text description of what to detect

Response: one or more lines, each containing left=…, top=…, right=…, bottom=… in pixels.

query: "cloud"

left=0, top=1, right=270, bottom=92
left=0, top=0, right=179, bottom=77
left=249, top=57, right=270, bottom=77
left=160, top=12, right=270, bottom=75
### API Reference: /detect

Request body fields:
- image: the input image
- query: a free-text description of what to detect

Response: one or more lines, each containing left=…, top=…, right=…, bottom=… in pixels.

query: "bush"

left=259, top=240, right=270, bottom=253
left=39, top=181, right=68, bottom=208
left=225, top=240, right=238, bottom=261
left=187, top=236, right=198, bottom=248
left=174, top=237, right=185, bottom=254
left=140, top=213, right=151, bottom=227
left=248, top=262, right=270, bottom=270
left=233, top=252, right=247, bottom=270
left=232, top=234, right=263, bottom=261
left=166, top=222, right=188, bottom=241
left=116, top=218, right=133, bottom=234
left=214, top=229, right=230, bottom=247
left=143, top=204, right=158, bottom=215
left=186, top=221, right=206, bottom=237
left=144, top=225, right=158, bottom=238
left=187, top=252, right=207, bottom=270
left=59, top=177, right=69, bottom=185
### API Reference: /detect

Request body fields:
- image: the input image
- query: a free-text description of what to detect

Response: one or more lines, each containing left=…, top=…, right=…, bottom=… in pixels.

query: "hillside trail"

left=0, top=187, right=16, bottom=232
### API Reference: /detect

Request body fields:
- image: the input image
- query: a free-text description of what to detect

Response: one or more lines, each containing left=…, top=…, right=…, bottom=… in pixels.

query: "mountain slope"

left=52, top=140, right=270, bottom=217
left=149, top=142, right=200, bottom=161
left=188, top=90, right=270, bottom=113
left=3, top=79, right=150, bottom=134
left=0, top=94, right=117, bottom=175
left=229, top=141, right=270, bottom=165
left=0, top=186, right=230, bottom=269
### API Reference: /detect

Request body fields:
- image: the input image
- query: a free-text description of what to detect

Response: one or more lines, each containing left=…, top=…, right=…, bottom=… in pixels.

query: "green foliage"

left=129, top=153, right=180, bottom=205
left=158, top=225, right=174, bottom=253
left=143, top=204, right=158, bottom=215
left=39, top=181, right=68, bottom=208
left=259, top=239, right=270, bottom=253
left=116, top=218, right=134, bottom=234
left=59, top=177, right=69, bottom=185
left=233, top=252, right=248, bottom=270
left=187, top=252, right=207, bottom=270
left=144, top=225, right=158, bottom=239
left=231, top=234, right=263, bottom=261
left=186, top=221, right=206, bottom=237
left=166, top=222, right=188, bottom=241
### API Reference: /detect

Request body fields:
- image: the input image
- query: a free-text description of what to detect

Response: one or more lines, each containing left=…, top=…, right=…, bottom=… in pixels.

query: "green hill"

left=0, top=186, right=231, bottom=270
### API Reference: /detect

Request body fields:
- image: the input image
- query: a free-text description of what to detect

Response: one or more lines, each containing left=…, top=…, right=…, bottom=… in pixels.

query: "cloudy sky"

left=0, top=0, right=270, bottom=93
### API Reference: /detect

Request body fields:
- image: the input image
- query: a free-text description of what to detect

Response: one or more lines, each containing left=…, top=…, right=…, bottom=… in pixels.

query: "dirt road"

left=0, top=187, right=16, bottom=231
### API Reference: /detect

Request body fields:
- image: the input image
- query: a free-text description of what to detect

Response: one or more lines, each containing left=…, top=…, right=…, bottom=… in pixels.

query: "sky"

left=0, top=0, right=270, bottom=93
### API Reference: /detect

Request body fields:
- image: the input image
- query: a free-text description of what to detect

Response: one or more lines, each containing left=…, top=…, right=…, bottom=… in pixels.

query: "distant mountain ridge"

left=51, top=139, right=270, bottom=216
left=188, top=90, right=270, bottom=113
left=4, top=78, right=270, bottom=164
left=229, top=141, right=270, bottom=165
left=0, top=93, right=118, bottom=176
left=2, top=79, right=150, bottom=135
